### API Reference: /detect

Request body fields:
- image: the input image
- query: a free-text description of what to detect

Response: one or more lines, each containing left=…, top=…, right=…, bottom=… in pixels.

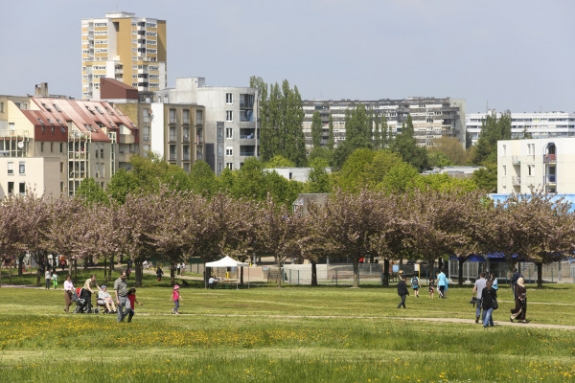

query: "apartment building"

left=302, top=97, right=466, bottom=150
left=497, top=138, right=575, bottom=194
left=101, top=78, right=205, bottom=173
left=467, top=111, right=575, bottom=146
left=0, top=85, right=138, bottom=197
left=156, top=77, right=258, bottom=175
left=81, top=12, right=167, bottom=100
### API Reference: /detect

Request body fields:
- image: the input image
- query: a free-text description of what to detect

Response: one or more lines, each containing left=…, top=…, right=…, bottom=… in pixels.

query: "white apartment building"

left=467, top=111, right=575, bottom=146
left=302, top=97, right=466, bottom=150
left=497, top=138, right=575, bottom=194
left=156, top=78, right=258, bottom=175
left=81, top=12, right=167, bottom=100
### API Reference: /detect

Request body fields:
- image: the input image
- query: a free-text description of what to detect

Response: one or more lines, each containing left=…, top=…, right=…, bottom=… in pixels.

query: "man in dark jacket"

left=397, top=275, right=409, bottom=309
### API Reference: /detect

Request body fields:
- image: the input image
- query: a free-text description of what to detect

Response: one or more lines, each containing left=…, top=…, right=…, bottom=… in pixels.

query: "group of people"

left=472, top=268, right=528, bottom=327
left=396, top=267, right=529, bottom=328
left=44, top=270, right=58, bottom=290
left=176, top=262, right=186, bottom=276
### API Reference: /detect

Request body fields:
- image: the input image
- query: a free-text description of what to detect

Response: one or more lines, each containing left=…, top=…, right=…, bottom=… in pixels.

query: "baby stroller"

left=72, top=287, right=99, bottom=314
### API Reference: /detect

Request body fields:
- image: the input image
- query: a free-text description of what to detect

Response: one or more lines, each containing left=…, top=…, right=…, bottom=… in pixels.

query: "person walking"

left=63, top=274, right=74, bottom=313
left=436, top=269, right=447, bottom=298
left=510, top=268, right=523, bottom=296
left=410, top=274, right=420, bottom=298
left=45, top=270, right=52, bottom=289
left=156, top=266, right=164, bottom=282
left=472, top=272, right=487, bottom=323
left=114, top=271, right=130, bottom=322
left=81, top=274, right=101, bottom=313
left=181, top=262, right=186, bottom=276
left=510, top=277, right=528, bottom=323
left=397, top=275, right=409, bottom=309
left=428, top=279, right=435, bottom=298
left=176, top=263, right=181, bottom=276
left=481, top=280, right=497, bottom=328
left=171, top=285, right=182, bottom=314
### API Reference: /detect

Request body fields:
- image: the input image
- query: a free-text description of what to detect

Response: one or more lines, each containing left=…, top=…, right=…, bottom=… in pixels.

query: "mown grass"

left=1, top=278, right=574, bottom=382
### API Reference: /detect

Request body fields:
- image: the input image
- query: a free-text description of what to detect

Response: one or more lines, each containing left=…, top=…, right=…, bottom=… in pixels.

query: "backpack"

left=411, top=276, right=419, bottom=289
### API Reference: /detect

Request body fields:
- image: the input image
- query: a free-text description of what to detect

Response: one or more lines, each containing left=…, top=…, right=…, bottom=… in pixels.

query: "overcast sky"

left=2, top=0, right=573, bottom=113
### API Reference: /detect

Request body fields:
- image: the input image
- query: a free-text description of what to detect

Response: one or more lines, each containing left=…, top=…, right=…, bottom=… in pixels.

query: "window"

left=41, top=142, right=44, bottom=152
left=7, top=162, right=14, bottom=175
left=226, top=147, right=233, bottom=156
left=226, top=128, right=233, bottom=139
left=183, top=109, right=190, bottom=124
left=217, top=127, right=223, bottom=140
left=8, top=182, right=14, bottom=194
left=19, top=161, right=25, bottom=174
left=169, top=109, right=177, bottom=124
left=226, top=93, right=233, bottom=104
left=226, top=162, right=233, bottom=170
left=60, top=162, right=64, bottom=173
left=0, top=102, right=4, bottom=112
left=226, top=111, right=233, bottom=122
left=528, top=165, right=534, bottom=176
left=19, top=183, right=25, bottom=196
left=60, top=143, right=64, bottom=153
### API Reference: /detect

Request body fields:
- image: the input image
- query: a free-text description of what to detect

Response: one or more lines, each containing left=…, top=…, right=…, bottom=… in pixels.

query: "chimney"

left=35, top=83, right=49, bottom=97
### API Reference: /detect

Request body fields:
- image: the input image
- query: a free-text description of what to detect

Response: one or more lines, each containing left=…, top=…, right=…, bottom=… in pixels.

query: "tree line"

left=1, top=187, right=571, bottom=289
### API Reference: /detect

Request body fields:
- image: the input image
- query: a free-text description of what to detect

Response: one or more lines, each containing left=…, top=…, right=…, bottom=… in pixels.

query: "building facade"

left=497, top=138, right=575, bottom=194
left=0, top=86, right=138, bottom=197
left=302, top=97, right=466, bottom=150
left=156, top=77, right=258, bottom=175
left=467, top=111, right=575, bottom=146
left=101, top=78, right=205, bottom=173
left=81, top=12, right=167, bottom=100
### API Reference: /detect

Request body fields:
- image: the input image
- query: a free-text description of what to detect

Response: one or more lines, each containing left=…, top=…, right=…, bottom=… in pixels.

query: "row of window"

left=7, top=162, right=25, bottom=175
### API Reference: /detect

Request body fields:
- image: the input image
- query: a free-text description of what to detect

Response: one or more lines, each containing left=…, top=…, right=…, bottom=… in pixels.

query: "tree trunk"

left=103, top=257, right=108, bottom=281
left=240, top=267, right=244, bottom=286
left=382, top=258, right=390, bottom=287
left=17, top=253, right=25, bottom=277
left=135, top=260, right=143, bottom=288
left=170, top=263, right=175, bottom=286
left=536, top=262, right=543, bottom=288
left=276, top=258, right=283, bottom=288
left=311, top=261, right=317, bottom=287
left=458, top=256, right=466, bottom=287
left=352, top=259, right=359, bottom=288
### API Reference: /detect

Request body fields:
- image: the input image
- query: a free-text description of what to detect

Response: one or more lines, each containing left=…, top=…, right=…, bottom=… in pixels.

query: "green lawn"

left=1, top=274, right=574, bottom=382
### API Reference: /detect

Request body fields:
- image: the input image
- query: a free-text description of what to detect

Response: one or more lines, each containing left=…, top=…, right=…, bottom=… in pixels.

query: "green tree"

left=189, top=161, right=218, bottom=198
left=379, top=162, right=420, bottom=194
left=428, top=152, right=453, bottom=168
left=471, top=111, right=511, bottom=165
left=471, top=163, right=498, bottom=192
left=306, top=158, right=331, bottom=193
left=391, top=115, right=428, bottom=172
left=327, top=114, right=335, bottom=150
left=311, top=111, right=322, bottom=148
left=253, top=77, right=306, bottom=166
left=429, top=136, right=468, bottom=165
left=265, top=155, right=296, bottom=168
left=76, top=177, right=109, bottom=205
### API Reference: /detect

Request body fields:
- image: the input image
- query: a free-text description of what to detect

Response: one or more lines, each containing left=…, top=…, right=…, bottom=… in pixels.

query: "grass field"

left=1, top=269, right=574, bottom=382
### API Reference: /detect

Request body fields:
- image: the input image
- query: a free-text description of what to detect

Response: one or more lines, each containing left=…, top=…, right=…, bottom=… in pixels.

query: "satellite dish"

left=17, top=141, right=24, bottom=149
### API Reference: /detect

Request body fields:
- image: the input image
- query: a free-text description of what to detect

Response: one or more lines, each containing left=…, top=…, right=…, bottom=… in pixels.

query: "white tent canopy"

left=205, top=256, right=248, bottom=268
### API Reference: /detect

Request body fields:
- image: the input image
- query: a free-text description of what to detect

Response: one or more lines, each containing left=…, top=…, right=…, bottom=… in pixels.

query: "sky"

left=2, top=0, right=574, bottom=113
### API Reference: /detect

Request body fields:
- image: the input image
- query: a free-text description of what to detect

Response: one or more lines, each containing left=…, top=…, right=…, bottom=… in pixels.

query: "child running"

left=429, top=279, right=435, bottom=299
left=171, top=284, right=182, bottom=315
left=126, top=288, right=142, bottom=322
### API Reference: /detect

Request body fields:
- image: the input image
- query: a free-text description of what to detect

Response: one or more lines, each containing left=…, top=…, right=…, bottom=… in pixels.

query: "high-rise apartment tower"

left=81, top=12, right=167, bottom=100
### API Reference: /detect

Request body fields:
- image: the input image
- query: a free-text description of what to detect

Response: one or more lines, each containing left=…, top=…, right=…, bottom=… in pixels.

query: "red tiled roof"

left=23, top=97, right=137, bottom=142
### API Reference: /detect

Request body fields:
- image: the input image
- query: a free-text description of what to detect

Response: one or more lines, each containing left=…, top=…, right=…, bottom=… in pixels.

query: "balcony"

left=512, top=176, right=521, bottom=185
left=543, top=154, right=557, bottom=164
left=119, top=134, right=135, bottom=144
left=118, top=151, right=133, bottom=163
left=511, top=156, right=521, bottom=165
left=545, top=174, right=557, bottom=184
